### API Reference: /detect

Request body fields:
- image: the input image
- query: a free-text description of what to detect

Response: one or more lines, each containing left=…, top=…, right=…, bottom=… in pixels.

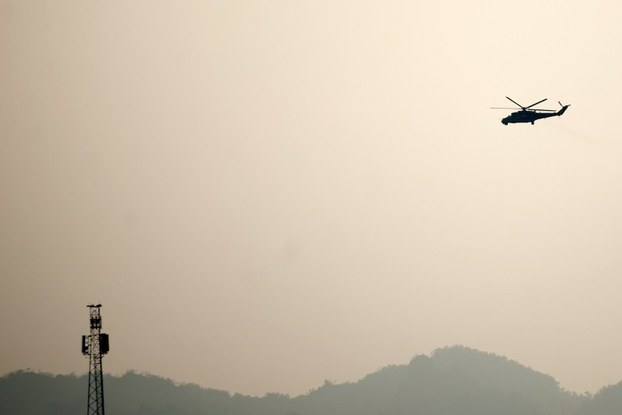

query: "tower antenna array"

left=82, top=304, right=110, bottom=415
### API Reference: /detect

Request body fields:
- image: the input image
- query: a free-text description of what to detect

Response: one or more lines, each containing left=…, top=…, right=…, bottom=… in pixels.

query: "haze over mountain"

left=4, top=1, right=622, bottom=398
left=4, top=346, right=620, bottom=415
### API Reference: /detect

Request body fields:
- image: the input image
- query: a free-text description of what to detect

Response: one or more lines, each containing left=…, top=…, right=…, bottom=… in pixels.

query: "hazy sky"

left=3, top=0, right=622, bottom=397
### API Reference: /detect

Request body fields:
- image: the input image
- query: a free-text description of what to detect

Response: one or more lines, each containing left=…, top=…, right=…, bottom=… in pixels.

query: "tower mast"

left=82, top=304, right=110, bottom=415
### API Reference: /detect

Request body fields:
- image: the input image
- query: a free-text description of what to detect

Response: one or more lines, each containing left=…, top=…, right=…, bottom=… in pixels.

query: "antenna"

left=82, top=304, right=110, bottom=415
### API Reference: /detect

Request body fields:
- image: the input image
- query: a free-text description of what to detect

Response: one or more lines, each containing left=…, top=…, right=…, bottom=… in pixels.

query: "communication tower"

left=82, top=304, right=110, bottom=415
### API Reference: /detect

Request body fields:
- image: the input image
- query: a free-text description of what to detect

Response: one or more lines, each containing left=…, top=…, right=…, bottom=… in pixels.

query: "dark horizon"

left=4, top=346, right=621, bottom=415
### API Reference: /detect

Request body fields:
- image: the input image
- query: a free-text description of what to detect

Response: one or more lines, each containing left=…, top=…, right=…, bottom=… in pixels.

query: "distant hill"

left=576, top=381, right=622, bottom=415
left=1, top=346, right=616, bottom=415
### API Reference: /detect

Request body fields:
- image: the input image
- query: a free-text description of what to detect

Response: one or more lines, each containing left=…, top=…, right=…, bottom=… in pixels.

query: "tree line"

left=1, top=346, right=619, bottom=415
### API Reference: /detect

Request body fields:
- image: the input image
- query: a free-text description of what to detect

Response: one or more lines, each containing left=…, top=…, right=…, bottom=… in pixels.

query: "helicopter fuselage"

left=502, top=105, right=569, bottom=125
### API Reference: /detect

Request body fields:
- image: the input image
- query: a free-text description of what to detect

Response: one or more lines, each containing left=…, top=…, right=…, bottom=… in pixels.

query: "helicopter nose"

left=502, top=119, right=508, bottom=125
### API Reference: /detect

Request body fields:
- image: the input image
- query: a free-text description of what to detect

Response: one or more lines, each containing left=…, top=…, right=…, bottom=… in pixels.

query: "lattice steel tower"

left=82, top=304, right=110, bottom=415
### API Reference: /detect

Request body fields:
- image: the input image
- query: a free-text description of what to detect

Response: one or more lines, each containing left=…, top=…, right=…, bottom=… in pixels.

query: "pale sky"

left=2, top=0, right=622, bottom=397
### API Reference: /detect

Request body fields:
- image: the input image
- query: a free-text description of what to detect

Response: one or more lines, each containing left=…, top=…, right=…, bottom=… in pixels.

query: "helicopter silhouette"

left=491, top=97, right=570, bottom=125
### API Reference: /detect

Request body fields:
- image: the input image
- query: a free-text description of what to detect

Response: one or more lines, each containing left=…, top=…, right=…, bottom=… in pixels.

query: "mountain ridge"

left=1, top=345, right=618, bottom=415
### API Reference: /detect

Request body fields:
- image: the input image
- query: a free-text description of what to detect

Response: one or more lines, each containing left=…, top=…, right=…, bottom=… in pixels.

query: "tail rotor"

left=557, top=101, right=570, bottom=116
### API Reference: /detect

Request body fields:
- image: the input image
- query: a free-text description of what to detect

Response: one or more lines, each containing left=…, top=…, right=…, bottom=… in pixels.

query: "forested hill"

left=1, top=346, right=617, bottom=415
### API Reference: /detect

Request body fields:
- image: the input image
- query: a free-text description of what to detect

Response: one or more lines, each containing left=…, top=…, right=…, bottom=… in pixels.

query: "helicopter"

left=491, top=97, right=570, bottom=125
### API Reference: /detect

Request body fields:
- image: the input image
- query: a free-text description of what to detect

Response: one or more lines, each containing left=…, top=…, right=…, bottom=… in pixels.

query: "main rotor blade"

left=505, top=96, right=524, bottom=109
left=525, top=98, right=547, bottom=109
left=490, top=107, right=518, bottom=110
